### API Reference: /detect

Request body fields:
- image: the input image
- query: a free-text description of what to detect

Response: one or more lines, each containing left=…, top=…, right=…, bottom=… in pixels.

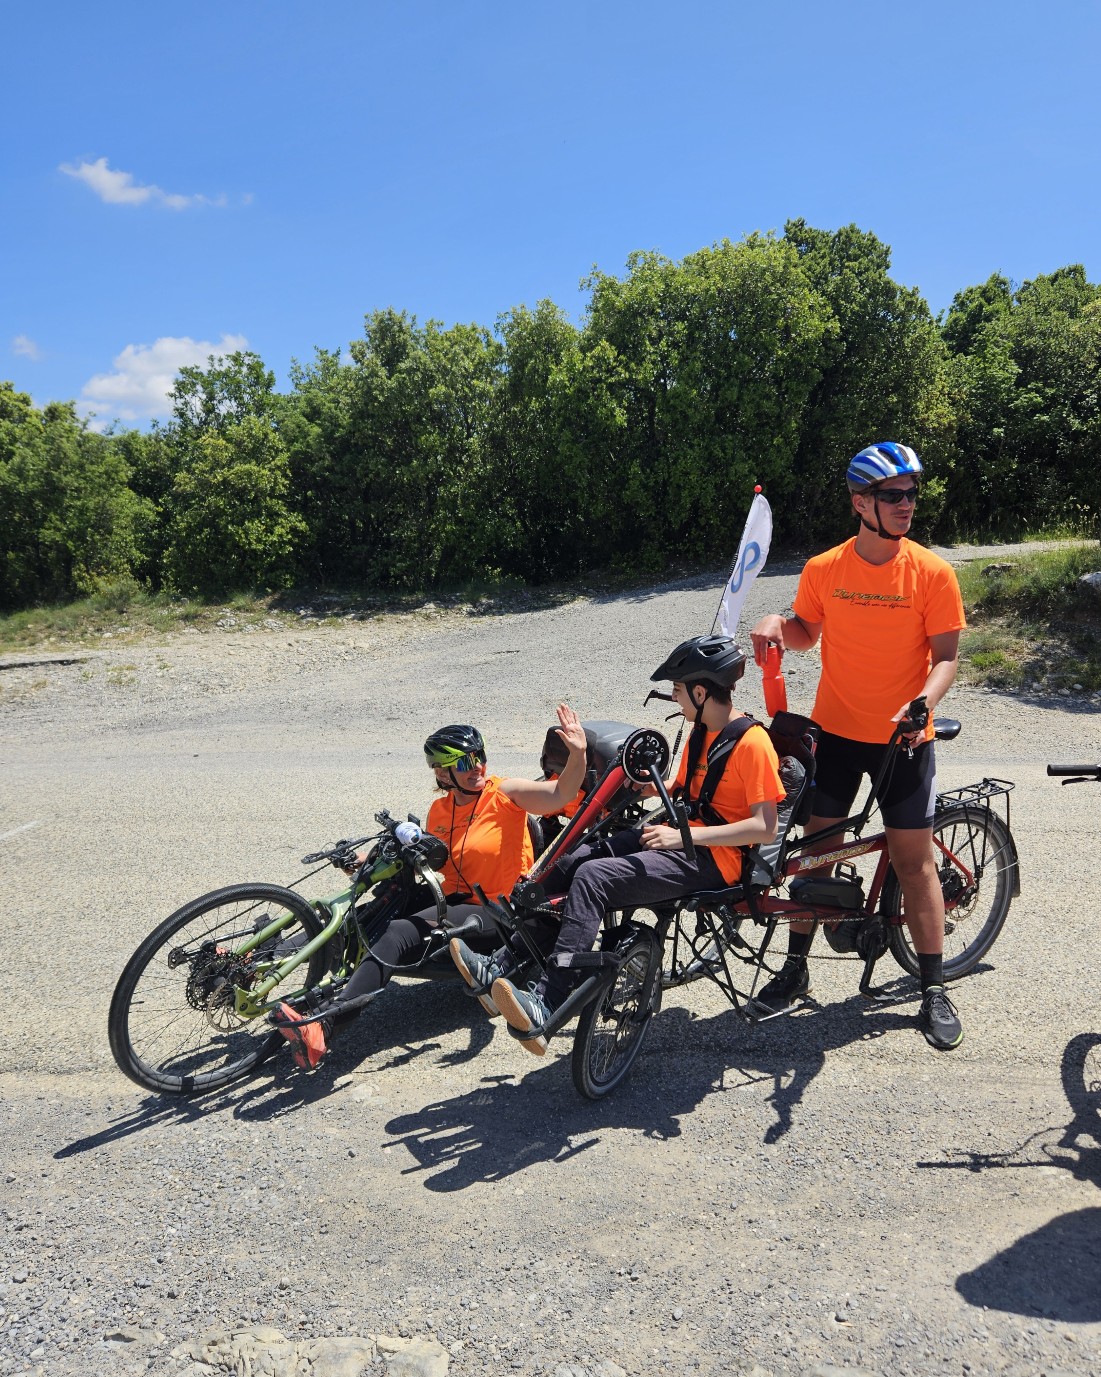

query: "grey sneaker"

left=449, top=938, right=504, bottom=1017
left=746, top=958, right=810, bottom=1019
left=918, top=985, right=963, bottom=1050
left=491, top=977, right=551, bottom=1056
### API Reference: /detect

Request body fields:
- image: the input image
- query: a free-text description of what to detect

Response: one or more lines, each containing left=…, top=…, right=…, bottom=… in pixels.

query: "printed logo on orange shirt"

left=831, top=587, right=910, bottom=608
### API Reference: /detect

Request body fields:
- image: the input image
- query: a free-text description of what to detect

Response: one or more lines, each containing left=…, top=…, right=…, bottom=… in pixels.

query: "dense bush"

left=2, top=223, right=1097, bottom=611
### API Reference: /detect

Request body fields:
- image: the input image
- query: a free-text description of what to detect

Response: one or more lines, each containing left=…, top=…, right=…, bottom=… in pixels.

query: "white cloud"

left=12, top=335, right=42, bottom=360
left=59, top=157, right=229, bottom=210
left=79, top=334, right=250, bottom=425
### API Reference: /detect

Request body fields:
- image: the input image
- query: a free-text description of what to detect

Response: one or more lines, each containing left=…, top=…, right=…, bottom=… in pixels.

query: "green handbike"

left=107, top=811, right=472, bottom=1095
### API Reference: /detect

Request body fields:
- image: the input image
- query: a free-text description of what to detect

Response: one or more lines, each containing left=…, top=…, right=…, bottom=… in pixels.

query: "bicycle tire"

left=108, top=882, right=327, bottom=1095
left=882, top=807, right=1014, bottom=981
left=571, top=930, right=660, bottom=1100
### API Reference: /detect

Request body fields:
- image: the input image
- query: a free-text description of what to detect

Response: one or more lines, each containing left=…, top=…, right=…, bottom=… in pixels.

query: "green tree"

left=0, top=384, right=149, bottom=608
left=783, top=219, right=947, bottom=541
left=170, top=350, right=276, bottom=437
left=164, top=415, right=305, bottom=595
left=940, top=264, right=1101, bottom=535
left=579, top=234, right=832, bottom=564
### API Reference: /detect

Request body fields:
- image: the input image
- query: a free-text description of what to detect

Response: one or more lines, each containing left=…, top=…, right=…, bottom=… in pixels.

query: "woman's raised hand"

left=554, top=702, right=587, bottom=757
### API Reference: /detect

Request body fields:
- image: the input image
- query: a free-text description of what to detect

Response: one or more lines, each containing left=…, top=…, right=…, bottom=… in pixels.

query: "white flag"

left=717, top=492, right=773, bottom=637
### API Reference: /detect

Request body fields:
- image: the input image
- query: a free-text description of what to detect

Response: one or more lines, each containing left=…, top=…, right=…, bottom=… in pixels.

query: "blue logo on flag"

left=728, top=541, right=762, bottom=595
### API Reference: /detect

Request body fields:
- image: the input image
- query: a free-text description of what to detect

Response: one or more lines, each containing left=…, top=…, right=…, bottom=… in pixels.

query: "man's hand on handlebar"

left=891, top=695, right=929, bottom=753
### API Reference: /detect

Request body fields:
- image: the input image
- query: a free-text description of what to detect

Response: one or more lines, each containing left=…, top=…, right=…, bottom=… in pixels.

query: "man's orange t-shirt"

left=673, top=722, right=785, bottom=885
left=426, top=776, right=534, bottom=903
left=792, top=537, right=966, bottom=745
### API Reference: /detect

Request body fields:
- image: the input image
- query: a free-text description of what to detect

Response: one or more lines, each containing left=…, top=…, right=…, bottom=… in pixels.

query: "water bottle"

left=761, top=643, right=788, bottom=718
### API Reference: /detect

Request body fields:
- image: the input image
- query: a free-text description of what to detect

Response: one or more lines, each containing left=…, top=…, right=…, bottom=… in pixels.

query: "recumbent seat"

left=681, top=709, right=820, bottom=909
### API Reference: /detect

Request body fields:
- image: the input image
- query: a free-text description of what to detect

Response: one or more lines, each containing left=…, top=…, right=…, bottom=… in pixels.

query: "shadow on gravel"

left=54, top=979, right=495, bottom=1156
left=381, top=982, right=925, bottom=1190
left=916, top=1031, right=1101, bottom=1188
left=912, top=1031, right=1101, bottom=1322
left=955, top=1208, right=1101, bottom=1321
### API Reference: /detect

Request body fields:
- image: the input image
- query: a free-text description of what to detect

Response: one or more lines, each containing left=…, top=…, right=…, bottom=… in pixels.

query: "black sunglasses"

left=872, top=485, right=920, bottom=506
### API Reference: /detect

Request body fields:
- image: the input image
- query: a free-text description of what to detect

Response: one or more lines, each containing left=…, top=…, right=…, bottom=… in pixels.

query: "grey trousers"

left=540, top=830, right=724, bottom=1006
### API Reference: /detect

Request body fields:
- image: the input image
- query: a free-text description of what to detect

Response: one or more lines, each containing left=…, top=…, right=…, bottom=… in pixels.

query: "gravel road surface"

left=2, top=543, right=1100, bottom=1377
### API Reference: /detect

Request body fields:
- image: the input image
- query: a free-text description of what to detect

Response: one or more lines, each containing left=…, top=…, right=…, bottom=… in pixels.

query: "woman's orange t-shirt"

left=673, top=723, right=785, bottom=885
left=792, top=537, right=966, bottom=745
left=426, top=776, right=534, bottom=904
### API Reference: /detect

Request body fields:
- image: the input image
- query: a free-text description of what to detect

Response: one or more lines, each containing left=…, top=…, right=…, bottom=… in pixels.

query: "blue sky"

left=3, top=0, right=1099, bottom=428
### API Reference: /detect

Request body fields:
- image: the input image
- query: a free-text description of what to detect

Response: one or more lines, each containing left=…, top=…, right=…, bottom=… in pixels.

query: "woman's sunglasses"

left=429, top=752, right=483, bottom=773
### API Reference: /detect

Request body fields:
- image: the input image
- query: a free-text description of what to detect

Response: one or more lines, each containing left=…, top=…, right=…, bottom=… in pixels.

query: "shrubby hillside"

left=3, top=221, right=1098, bottom=609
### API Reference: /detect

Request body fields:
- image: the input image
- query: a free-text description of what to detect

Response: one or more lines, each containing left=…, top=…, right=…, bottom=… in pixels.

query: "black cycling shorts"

left=811, top=731, right=936, bottom=830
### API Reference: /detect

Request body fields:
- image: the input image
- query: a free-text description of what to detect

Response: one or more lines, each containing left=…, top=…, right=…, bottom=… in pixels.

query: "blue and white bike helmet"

left=846, top=442, right=923, bottom=493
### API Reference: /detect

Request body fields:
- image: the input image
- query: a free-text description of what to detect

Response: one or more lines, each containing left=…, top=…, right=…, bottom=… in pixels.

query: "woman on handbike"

left=274, top=704, right=588, bottom=1069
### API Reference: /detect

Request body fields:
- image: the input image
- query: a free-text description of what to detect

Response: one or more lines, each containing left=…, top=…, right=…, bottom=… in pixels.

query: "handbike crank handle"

left=647, top=764, right=696, bottom=862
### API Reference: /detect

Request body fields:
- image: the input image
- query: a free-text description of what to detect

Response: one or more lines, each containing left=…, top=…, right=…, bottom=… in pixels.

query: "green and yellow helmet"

left=423, top=724, right=486, bottom=772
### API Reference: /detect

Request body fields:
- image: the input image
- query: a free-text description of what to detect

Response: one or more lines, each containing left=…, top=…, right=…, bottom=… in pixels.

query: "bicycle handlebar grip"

left=1047, top=763, right=1101, bottom=777
left=904, top=695, right=929, bottom=732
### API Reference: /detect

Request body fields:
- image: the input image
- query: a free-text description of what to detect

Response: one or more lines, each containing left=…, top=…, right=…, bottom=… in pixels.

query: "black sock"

left=787, top=930, right=814, bottom=964
left=918, top=953, right=943, bottom=992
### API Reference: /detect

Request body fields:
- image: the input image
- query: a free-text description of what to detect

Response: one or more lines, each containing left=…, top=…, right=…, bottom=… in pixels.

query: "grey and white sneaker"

left=918, top=985, right=963, bottom=1050
left=449, top=937, right=505, bottom=1017
left=491, top=977, right=551, bottom=1056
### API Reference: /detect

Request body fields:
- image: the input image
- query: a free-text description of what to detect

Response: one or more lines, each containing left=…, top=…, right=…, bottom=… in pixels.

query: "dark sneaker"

left=491, top=978, right=551, bottom=1056
left=272, top=1001, right=328, bottom=1070
left=449, top=938, right=503, bottom=1017
left=746, top=958, right=810, bottom=1019
left=918, top=985, right=963, bottom=1050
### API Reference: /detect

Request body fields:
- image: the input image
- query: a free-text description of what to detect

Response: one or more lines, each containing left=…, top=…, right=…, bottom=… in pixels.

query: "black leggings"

left=332, top=902, right=494, bottom=1014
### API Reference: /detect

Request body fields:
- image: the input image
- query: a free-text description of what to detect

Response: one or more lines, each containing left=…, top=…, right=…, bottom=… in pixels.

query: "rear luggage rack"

left=936, top=778, right=1015, bottom=808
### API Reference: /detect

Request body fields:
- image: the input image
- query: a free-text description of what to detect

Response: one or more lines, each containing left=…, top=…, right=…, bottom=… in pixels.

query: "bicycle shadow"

left=382, top=981, right=924, bottom=1191
left=915, top=1031, right=1101, bottom=1322
left=55, top=977, right=494, bottom=1157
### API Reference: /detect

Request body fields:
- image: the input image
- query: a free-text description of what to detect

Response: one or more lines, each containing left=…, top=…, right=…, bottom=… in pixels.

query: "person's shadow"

left=944, top=1032, right=1101, bottom=1322
left=382, top=979, right=921, bottom=1191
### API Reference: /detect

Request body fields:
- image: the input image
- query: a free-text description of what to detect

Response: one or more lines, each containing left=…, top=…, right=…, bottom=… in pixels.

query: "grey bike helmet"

left=651, top=635, right=747, bottom=690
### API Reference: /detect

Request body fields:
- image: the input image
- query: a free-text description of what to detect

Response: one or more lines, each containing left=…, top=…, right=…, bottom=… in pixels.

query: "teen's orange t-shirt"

left=792, top=537, right=966, bottom=744
left=673, top=722, right=785, bottom=885
left=426, top=776, right=534, bottom=903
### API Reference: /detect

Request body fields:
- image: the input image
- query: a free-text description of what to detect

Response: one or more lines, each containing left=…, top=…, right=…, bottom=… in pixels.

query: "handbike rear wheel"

left=571, top=930, right=660, bottom=1099
left=108, top=883, right=327, bottom=1095
left=882, top=807, right=1014, bottom=981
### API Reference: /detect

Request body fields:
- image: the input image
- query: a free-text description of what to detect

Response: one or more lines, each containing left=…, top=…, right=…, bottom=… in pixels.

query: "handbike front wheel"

left=571, top=930, right=660, bottom=1100
left=108, top=883, right=327, bottom=1095
left=882, top=807, right=1015, bottom=981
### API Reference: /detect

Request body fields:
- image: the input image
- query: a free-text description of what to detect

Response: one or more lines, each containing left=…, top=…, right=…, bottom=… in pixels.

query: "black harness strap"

left=678, top=715, right=763, bottom=826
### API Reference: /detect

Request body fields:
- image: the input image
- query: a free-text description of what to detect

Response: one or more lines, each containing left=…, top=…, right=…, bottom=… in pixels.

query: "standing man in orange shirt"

left=750, top=443, right=967, bottom=1049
